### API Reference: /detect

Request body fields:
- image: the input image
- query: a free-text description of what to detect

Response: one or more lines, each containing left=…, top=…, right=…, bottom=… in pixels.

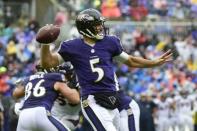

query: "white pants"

left=157, top=117, right=170, bottom=131
left=119, top=99, right=140, bottom=131
left=178, top=114, right=194, bottom=131
left=81, top=95, right=120, bottom=131
left=17, top=107, right=70, bottom=131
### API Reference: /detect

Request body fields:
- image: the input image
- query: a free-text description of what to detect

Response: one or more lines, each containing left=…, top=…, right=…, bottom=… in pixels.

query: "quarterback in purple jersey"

left=39, top=8, right=172, bottom=131
left=12, top=64, right=80, bottom=131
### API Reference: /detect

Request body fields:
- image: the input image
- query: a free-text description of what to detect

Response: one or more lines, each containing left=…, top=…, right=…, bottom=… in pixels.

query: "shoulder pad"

left=44, top=73, right=66, bottom=82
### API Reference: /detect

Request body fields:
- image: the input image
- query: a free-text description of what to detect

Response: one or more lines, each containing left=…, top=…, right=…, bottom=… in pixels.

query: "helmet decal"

left=77, top=14, right=94, bottom=21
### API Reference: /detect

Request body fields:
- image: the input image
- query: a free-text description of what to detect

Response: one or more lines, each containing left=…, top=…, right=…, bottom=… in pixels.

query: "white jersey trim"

left=114, top=73, right=120, bottom=91
left=114, top=51, right=129, bottom=63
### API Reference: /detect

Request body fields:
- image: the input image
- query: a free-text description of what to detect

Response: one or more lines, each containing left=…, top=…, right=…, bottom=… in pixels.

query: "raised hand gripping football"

left=36, top=24, right=60, bottom=44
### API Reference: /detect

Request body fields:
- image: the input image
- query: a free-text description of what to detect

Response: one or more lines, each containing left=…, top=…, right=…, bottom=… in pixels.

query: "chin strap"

left=87, top=29, right=104, bottom=40
left=79, top=29, right=104, bottom=40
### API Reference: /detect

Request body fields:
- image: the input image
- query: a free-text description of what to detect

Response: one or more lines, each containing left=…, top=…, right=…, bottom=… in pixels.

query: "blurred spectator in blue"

left=0, top=42, right=5, bottom=66
left=192, top=26, right=197, bottom=40
left=168, top=1, right=185, bottom=19
left=190, top=0, right=197, bottom=18
left=117, top=64, right=130, bottom=90
left=118, top=0, right=131, bottom=20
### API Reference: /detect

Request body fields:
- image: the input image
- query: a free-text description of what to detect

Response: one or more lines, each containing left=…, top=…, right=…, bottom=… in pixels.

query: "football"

left=36, top=24, right=60, bottom=43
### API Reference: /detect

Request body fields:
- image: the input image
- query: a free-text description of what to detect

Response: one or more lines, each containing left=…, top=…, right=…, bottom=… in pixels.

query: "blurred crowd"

left=0, top=0, right=196, bottom=131
left=60, top=0, right=197, bottom=20
left=112, top=23, right=197, bottom=94
left=112, top=22, right=197, bottom=131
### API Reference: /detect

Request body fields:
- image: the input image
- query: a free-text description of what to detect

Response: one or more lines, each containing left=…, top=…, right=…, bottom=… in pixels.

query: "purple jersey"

left=22, top=72, right=66, bottom=111
left=58, top=35, right=123, bottom=96
left=118, top=90, right=132, bottom=111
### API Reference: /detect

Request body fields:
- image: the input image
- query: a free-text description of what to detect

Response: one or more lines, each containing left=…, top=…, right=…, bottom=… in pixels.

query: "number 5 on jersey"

left=90, top=58, right=104, bottom=82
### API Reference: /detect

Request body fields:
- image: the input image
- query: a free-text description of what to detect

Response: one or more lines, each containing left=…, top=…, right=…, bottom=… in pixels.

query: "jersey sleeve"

left=19, top=77, right=29, bottom=86
left=57, top=41, right=72, bottom=62
left=111, top=36, right=124, bottom=57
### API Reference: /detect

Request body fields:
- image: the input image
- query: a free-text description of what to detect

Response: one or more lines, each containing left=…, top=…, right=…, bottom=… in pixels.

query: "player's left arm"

left=115, top=50, right=172, bottom=68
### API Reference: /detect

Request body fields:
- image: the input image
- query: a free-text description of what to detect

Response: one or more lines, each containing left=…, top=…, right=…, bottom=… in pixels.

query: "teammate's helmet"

left=36, top=63, right=73, bottom=75
left=36, top=63, right=79, bottom=89
left=75, top=8, right=106, bottom=40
